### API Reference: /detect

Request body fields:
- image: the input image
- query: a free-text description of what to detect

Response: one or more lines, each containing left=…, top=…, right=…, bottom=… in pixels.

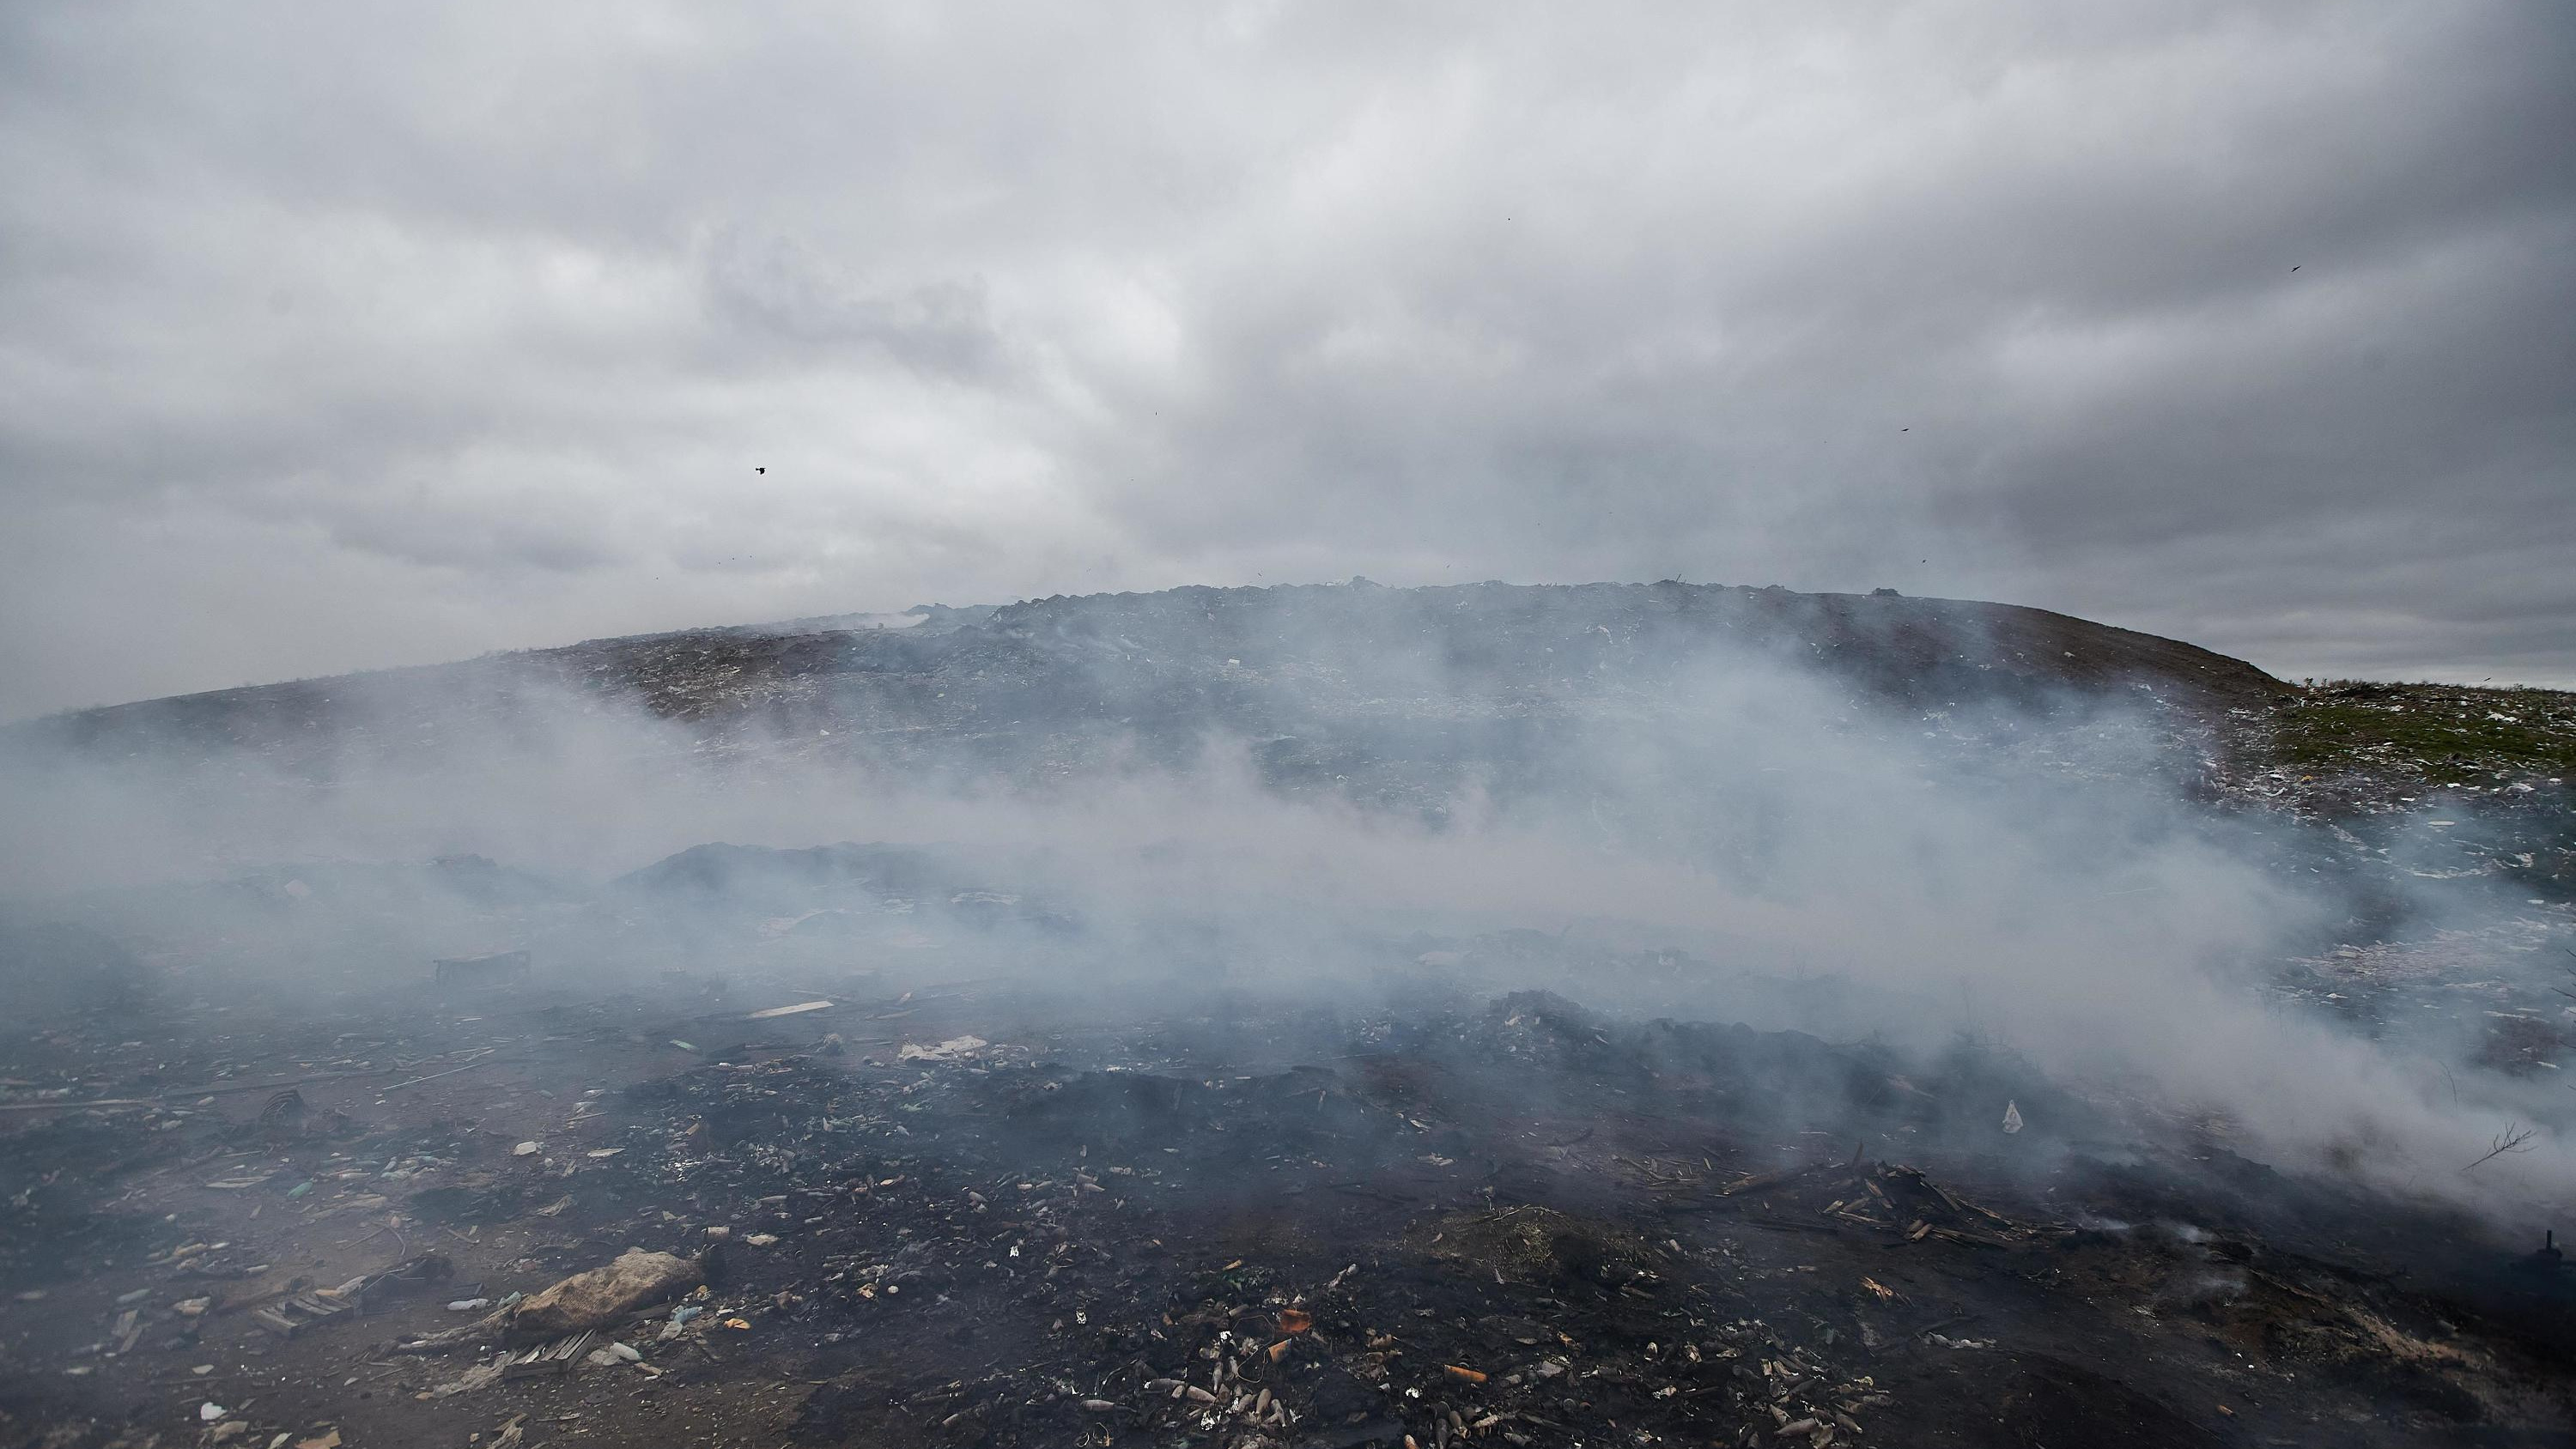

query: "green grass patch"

left=2269, top=682, right=2576, bottom=778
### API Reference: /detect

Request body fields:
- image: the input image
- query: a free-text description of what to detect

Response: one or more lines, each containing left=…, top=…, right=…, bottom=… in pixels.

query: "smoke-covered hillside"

left=9, top=580, right=2282, bottom=780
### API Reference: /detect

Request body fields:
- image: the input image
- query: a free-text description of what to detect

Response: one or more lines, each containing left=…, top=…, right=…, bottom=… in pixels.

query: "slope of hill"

left=5, top=579, right=2285, bottom=776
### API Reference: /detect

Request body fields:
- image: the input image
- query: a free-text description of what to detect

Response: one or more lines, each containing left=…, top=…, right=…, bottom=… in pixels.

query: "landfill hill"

left=9, top=579, right=2285, bottom=774
left=10, top=580, right=2571, bottom=900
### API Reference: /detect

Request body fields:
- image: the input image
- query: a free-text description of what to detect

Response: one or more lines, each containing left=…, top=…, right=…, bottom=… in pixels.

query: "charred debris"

left=3, top=964, right=2573, bottom=1448
left=3, top=579, right=2575, bottom=1446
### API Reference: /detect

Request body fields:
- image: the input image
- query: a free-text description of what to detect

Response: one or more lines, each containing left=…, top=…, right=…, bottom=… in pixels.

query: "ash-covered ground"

left=3, top=580, right=2573, bottom=1448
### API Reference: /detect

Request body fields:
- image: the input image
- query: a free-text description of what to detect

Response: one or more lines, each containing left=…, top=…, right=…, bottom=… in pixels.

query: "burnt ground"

left=3, top=968, right=2572, bottom=1449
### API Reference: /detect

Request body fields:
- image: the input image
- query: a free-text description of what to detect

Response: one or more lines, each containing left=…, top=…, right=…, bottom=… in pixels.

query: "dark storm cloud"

left=1, top=1, right=2569, bottom=718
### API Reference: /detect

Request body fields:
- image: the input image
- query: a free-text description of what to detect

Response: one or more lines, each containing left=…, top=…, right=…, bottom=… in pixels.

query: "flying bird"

left=755, top=466, right=766, bottom=474
left=2290, top=266, right=2300, bottom=272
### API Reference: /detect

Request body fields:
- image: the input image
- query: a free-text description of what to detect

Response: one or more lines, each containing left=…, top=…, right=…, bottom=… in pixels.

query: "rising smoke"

left=0, top=594, right=2567, bottom=1230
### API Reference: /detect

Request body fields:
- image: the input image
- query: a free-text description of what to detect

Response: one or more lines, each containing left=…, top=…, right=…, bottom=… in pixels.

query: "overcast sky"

left=2, top=2, right=2570, bottom=719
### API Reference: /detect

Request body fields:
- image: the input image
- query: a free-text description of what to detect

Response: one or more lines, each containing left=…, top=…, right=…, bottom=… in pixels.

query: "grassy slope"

left=2265, top=681, right=2576, bottom=782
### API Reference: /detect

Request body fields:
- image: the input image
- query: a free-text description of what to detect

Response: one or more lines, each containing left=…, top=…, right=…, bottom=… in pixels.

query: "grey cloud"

left=702, top=231, right=1004, bottom=377
left=0, top=1, right=2570, bottom=718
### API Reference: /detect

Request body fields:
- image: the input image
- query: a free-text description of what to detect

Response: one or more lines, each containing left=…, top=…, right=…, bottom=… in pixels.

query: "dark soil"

left=2, top=973, right=2569, bottom=1449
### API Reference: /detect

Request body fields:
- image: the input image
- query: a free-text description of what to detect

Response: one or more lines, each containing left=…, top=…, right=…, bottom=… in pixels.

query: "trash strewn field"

left=3, top=961, right=2573, bottom=1449
left=5, top=582, right=2575, bottom=1446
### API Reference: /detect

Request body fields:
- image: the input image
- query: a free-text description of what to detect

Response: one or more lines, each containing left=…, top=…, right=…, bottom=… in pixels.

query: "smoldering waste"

left=1, top=977, right=2570, bottom=1449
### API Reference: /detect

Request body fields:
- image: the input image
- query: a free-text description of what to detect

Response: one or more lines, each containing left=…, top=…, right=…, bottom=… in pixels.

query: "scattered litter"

left=506, top=1249, right=702, bottom=1339
left=427, top=1361, right=508, bottom=1397
left=496, top=1332, right=598, bottom=1382
left=898, top=1035, right=988, bottom=1063
left=2001, top=1100, right=2024, bottom=1135
left=746, top=1000, right=833, bottom=1020
left=251, top=1287, right=360, bottom=1338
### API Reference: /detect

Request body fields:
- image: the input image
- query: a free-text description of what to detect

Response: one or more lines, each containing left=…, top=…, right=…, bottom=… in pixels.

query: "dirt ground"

left=4, top=962, right=2572, bottom=1449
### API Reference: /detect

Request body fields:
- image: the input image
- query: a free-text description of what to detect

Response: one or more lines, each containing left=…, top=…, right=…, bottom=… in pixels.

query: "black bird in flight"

left=755, top=466, right=766, bottom=474
left=2290, top=266, right=2300, bottom=272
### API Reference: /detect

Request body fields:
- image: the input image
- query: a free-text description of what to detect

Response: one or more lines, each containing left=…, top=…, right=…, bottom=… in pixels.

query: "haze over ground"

left=2, top=3, right=2572, bottom=721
